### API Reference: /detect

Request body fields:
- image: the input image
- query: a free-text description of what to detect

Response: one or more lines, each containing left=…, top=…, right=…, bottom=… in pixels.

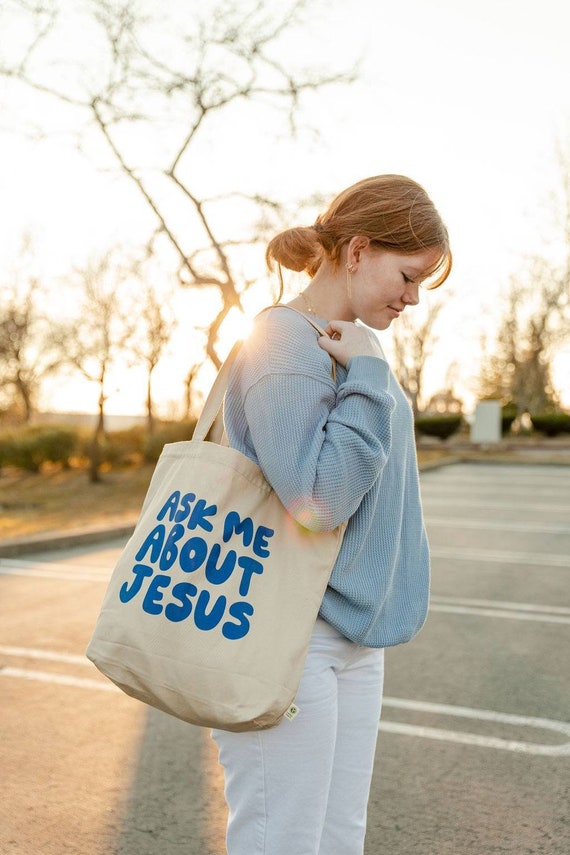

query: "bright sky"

left=1, top=0, right=569, bottom=416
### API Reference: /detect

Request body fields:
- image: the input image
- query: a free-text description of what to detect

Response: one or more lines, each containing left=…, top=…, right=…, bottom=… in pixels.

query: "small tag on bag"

left=284, top=703, right=301, bottom=721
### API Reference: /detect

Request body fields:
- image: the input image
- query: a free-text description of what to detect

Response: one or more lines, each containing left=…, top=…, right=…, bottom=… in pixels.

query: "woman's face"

left=348, top=244, right=442, bottom=330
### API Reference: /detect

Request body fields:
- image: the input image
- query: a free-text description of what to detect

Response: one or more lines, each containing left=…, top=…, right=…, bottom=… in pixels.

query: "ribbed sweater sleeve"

left=243, top=355, right=395, bottom=531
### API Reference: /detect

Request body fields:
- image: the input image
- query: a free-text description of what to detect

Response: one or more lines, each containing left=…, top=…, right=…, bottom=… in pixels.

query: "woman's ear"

left=347, top=235, right=370, bottom=266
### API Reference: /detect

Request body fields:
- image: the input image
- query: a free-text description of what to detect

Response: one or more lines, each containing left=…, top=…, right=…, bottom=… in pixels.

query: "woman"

left=212, top=174, right=452, bottom=854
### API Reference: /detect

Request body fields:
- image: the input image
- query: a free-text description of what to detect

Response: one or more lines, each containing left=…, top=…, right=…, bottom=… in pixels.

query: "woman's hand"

left=318, top=321, right=384, bottom=367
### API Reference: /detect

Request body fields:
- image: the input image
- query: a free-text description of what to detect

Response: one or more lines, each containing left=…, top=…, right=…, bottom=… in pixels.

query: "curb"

left=0, top=522, right=136, bottom=558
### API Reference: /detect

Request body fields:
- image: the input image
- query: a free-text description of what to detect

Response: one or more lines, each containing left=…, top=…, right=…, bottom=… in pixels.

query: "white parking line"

left=1, top=667, right=118, bottom=692
left=425, top=516, right=570, bottom=535
left=421, top=482, right=570, bottom=494
left=0, top=557, right=112, bottom=582
left=430, top=596, right=570, bottom=624
left=0, top=645, right=90, bottom=664
left=430, top=546, right=570, bottom=568
left=381, top=697, right=570, bottom=756
left=0, top=557, right=112, bottom=571
left=0, top=567, right=108, bottom=582
left=422, top=498, right=570, bottom=514
left=422, top=483, right=570, bottom=495
left=424, top=470, right=570, bottom=483
left=0, top=646, right=117, bottom=692
left=1, top=649, right=569, bottom=756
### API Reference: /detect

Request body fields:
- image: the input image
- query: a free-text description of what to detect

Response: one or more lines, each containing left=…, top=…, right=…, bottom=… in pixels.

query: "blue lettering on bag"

left=142, top=574, right=171, bottom=615
left=157, top=491, right=181, bottom=522
left=253, top=525, right=274, bottom=558
left=237, top=556, right=264, bottom=597
left=187, top=498, right=217, bottom=532
left=174, top=492, right=196, bottom=522
left=120, top=492, right=276, bottom=638
left=222, top=602, right=254, bottom=640
left=119, top=560, right=255, bottom=639
left=157, top=491, right=218, bottom=532
left=223, top=511, right=254, bottom=546
left=135, top=524, right=165, bottom=564
left=159, top=523, right=185, bottom=571
left=194, top=590, right=226, bottom=630
left=165, top=581, right=198, bottom=622
left=223, top=512, right=275, bottom=557
left=119, top=563, right=153, bottom=602
left=179, top=536, right=208, bottom=572
left=205, top=543, right=237, bottom=585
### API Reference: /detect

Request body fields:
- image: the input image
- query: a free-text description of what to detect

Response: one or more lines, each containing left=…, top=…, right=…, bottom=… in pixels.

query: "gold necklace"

left=299, top=291, right=316, bottom=314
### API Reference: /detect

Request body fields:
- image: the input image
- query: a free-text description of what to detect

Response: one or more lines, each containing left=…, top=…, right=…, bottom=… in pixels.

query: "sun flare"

left=217, top=307, right=255, bottom=355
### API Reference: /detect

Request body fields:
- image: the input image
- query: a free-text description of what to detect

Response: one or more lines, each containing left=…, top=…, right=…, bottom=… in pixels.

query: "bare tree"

left=0, top=266, right=62, bottom=423
left=0, top=0, right=353, bottom=367
left=128, top=281, right=177, bottom=434
left=478, top=262, right=568, bottom=413
left=478, top=144, right=570, bottom=414
left=390, top=301, right=443, bottom=417
left=58, top=251, right=136, bottom=482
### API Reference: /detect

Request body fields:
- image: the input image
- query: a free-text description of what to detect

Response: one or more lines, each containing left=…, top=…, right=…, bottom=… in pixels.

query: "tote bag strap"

left=193, top=305, right=336, bottom=442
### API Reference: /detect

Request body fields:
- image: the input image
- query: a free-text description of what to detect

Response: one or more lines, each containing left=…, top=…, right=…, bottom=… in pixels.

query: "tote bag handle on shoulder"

left=194, top=304, right=336, bottom=443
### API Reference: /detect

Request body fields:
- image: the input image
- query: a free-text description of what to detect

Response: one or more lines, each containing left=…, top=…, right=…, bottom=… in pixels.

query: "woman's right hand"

left=318, top=321, right=384, bottom=367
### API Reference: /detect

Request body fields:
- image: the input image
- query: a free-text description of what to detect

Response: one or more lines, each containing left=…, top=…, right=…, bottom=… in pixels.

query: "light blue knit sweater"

left=223, top=306, right=430, bottom=648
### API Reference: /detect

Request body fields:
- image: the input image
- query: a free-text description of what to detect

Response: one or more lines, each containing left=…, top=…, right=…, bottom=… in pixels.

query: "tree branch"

left=90, top=97, right=207, bottom=282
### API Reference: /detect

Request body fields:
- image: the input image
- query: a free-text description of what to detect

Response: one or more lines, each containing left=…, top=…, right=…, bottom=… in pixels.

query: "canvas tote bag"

left=86, top=306, right=345, bottom=732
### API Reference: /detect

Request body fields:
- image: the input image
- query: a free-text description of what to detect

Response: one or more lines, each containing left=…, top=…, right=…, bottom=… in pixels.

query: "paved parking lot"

left=1, top=462, right=569, bottom=854
left=371, top=463, right=570, bottom=854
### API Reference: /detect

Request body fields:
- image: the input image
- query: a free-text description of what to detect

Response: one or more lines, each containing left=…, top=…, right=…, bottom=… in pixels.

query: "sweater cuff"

left=345, top=355, right=391, bottom=388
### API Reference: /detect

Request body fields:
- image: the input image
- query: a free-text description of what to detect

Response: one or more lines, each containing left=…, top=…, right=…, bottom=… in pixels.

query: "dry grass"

left=0, top=441, right=568, bottom=542
left=0, top=464, right=153, bottom=541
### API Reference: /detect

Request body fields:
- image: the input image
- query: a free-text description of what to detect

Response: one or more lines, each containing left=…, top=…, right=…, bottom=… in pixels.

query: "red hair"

left=266, top=174, right=452, bottom=290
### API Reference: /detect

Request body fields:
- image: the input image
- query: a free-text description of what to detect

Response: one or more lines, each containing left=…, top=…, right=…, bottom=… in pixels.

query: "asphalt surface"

left=1, top=461, right=569, bottom=854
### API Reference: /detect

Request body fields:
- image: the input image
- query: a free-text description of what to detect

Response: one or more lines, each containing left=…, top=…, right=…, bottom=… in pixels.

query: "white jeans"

left=212, top=618, right=385, bottom=855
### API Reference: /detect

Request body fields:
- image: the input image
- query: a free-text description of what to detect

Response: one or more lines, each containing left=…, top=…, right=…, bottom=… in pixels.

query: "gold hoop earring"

left=345, top=262, right=354, bottom=298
